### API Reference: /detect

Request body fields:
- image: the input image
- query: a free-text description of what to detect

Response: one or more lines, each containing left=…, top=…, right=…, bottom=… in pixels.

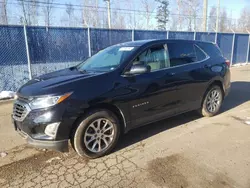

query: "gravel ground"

left=0, top=65, right=250, bottom=188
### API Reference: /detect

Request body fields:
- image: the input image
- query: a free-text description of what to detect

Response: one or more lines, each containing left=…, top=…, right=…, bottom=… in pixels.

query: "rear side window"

left=167, top=42, right=196, bottom=67
left=194, top=45, right=207, bottom=61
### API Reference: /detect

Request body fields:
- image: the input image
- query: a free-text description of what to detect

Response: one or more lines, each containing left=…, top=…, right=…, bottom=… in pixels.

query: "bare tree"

left=176, top=0, right=184, bottom=31
left=111, top=1, right=126, bottom=29
left=170, top=14, right=178, bottom=30
left=141, top=0, right=156, bottom=29
left=65, top=3, right=74, bottom=26
left=43, top=0, right=53, bottom=27
left=81, top=0, right=100, bottom=28
left=122, top=0, right=144, bottom=29
left=238, top=7, right=250, bottom=32
left=208, top=5, right=216, bottom=32
left=0, top=0, right=8, bottom=25
left=125, top=0, right=135, bottom=29
left=112, top=0, right=146, bottom=30
left=112, top=10, right=126, bottom=29
left=220, top=8, right=229, bottom=32
left=182, top=0, right=201, bottom=31
left=19, top=0, right=28, bottom=24
left=19, top=0, right=38, bottom=25
left=31, top=0, right=38, bottom=25
left=174, top=0, right=202, bottom=31
left=81, top=0, right=89, bottom=27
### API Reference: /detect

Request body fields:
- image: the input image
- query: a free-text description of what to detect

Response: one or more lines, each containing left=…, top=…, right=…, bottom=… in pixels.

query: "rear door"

left=166, top=41, right=208, bottom=113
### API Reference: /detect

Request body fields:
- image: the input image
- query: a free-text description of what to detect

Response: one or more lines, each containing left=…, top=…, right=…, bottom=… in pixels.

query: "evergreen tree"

left=155, top=0, right=170, bottom=30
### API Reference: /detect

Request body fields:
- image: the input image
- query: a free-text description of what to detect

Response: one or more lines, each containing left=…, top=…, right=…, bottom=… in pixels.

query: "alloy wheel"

left=84, top=118, right=114, bottom=153
left=206, top=89, right=222, bottom=113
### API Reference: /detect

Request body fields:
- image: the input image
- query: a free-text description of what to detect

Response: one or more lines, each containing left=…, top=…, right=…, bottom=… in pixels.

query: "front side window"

left=132, top=45, right=170, bottom=72
left=167, top=42, right=197, bottom=67
left=77, top=46, right=137, bottom=72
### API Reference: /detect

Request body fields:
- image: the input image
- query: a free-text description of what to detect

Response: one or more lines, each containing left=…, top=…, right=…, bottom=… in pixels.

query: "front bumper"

left=12, top=100, right=77, bottom=152
left=14, top=122, right=69, bottom=152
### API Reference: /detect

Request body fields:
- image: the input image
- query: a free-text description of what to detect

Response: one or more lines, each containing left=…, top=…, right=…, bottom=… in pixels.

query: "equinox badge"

left=133, top=101, right=149, bottom=108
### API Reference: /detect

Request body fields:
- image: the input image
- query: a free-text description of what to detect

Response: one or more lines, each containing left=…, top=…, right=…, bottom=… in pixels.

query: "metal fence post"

left=215, top=32, right=218, bottom=44
left=193, top=31, right=196, bottom=40
left=231, top=31, right=236, bottom=66
left=23, top=23, right=32, bottom=80
left=87, top=27, right=91, bottom=57
left=246, top=30, right=250, bottom=64
left=166, top=31, right=169, bottom=39
left=132, top=29, right=134, bottom=41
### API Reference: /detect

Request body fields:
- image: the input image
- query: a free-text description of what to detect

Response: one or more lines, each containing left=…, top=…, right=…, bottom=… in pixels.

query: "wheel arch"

left=200, top=79, right=224, bottom=106
left=199, top=79, right=224, bottom=117
left=207, top=79, right=225, bottom=97
left=70, top=103, right=127, bottom=139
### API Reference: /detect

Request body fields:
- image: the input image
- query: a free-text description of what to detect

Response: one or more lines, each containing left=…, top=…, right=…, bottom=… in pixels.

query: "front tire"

left=72, top=109, right=120, bottom=158
left=200, top=85, right=223, bottom=117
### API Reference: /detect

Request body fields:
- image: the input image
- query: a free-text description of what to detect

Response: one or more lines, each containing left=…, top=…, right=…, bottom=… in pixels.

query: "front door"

left=122, top=44, right=179, bottom=127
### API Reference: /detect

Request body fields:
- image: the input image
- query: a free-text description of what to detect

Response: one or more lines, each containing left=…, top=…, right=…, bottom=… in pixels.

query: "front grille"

left=13, top=101, right=30, bottom=122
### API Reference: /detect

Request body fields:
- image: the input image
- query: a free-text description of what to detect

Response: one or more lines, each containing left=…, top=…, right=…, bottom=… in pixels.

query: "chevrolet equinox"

left=12, top=39, right=231, bottom=158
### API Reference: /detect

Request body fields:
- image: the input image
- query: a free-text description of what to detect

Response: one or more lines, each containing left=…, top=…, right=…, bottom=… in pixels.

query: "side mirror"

left=129, top=64, right=150, bottom=75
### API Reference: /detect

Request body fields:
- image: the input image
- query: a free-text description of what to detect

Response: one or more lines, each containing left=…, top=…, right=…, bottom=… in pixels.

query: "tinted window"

left=132, top=45, right=170, bottom=72
left=167, top=42, right=196, bottom=67
left=198, top=43, right=222, bottom=57
left=194, top=45, right=207, bottom=61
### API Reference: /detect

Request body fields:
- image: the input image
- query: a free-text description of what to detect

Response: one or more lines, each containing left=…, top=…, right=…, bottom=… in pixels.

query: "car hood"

left=18, top=68, right=103, bottom=97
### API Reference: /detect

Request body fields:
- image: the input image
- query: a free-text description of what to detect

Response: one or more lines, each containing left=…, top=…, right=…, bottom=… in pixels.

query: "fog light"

left=44, top=122, right=60, bottom=138
left=34, top=112, right=52, bottom=124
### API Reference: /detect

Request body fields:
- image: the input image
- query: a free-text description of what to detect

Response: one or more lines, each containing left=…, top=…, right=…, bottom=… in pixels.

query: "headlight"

left=29, top=92, right=72, bottom=110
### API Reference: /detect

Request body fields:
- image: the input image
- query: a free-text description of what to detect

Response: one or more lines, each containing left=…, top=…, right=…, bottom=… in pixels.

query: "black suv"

left=12, top=39, right=231, bottom=158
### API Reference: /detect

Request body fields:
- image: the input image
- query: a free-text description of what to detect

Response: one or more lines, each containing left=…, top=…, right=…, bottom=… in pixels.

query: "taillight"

left=225, top=60, right=231, bottom=67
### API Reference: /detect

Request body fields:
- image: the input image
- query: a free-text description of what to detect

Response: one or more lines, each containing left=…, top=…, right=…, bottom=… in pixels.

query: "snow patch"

left=245, top=117, right=250, bottom=125
left=231, top=63, right=249, bottom=67
left=0, top=152, right=8, bottom=158
left=0, top=91, right=16, bottom=100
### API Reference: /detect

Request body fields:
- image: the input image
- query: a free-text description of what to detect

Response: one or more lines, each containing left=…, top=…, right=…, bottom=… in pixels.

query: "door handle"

left=204, top=64, right=210, bottom=68
left=166, top=72, right=175, bottom=76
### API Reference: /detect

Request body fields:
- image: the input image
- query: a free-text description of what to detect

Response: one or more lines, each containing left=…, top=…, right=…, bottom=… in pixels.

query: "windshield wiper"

left=74, top=66, right=87, bottom=73
left=79, top=69, right=87, bottom=73
left=69, top=66, right=77, bottom=71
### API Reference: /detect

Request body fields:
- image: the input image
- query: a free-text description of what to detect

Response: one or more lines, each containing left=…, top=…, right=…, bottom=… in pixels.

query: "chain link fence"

left=26, top=26, right=89, bottom=77
left=0, top=26, right=29, bottom=92
left=0, top=25, right=250, bottom=92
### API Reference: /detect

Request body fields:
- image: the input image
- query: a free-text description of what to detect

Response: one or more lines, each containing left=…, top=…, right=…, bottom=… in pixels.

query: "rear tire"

left=71, top=109, right=120, bottom=159
left=200, top=85, right=223, bottom=117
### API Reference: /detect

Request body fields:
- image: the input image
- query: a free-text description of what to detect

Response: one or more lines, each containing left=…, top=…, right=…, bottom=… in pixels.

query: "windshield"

left=77, top=45, right=137, bottom=72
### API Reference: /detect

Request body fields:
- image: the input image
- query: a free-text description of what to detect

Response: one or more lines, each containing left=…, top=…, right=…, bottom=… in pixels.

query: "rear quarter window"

left=194, top=45, right=207, bottom=61
left=197, top=42, right=223, bottom=57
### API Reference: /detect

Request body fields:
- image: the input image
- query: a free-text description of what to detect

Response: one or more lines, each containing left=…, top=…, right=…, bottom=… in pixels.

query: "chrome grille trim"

left=13, top=100, right=31, bottom=122
left=17, top=95, right=30, bottom=103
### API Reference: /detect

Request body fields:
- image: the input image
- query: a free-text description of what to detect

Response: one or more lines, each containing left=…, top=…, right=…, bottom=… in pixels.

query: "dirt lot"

left=0, top=65, right=250, bottom=188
